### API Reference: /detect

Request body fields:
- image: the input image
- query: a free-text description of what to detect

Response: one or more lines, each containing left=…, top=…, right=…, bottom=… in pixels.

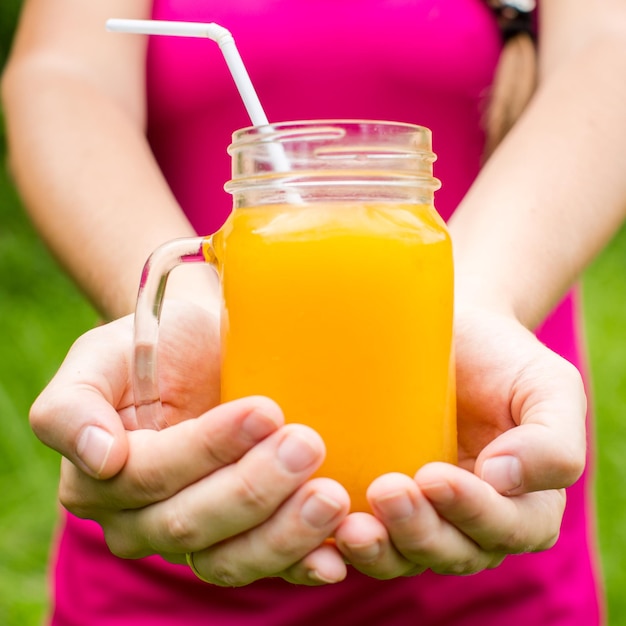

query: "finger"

left=335, top=512, right=411, bottom=578
left=283, top=542, right=348, bottom=586
left=101, top=424, right=328, bottom=558
left=477, top=349, right=587, bottom=495
left=30, top=316, right=135, bottom=479
left=337, top=473, right=500, bottom=578
left=60, top=396, right=284, bottom=515
left=187, top=478, right=350, bottom=587
left=417, top=462, right=566, bottom=553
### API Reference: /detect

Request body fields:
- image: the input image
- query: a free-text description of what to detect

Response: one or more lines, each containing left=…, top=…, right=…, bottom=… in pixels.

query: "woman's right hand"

left=30, top=303, right=350, bottom=586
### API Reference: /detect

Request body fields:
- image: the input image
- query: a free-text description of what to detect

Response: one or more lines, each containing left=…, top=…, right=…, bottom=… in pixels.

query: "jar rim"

left=229, top=119, right=433, bottom=147
left=233, top=119, right=431, bottom=132
left=226, top=120, right=439, bottom=201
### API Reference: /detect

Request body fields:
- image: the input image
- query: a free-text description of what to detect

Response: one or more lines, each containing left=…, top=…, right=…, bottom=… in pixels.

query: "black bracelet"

left=485, top=0, right=537, bottom=42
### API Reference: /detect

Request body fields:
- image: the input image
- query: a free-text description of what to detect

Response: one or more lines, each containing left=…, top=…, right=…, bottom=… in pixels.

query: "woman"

left=4, top=0, right=625, bottom=623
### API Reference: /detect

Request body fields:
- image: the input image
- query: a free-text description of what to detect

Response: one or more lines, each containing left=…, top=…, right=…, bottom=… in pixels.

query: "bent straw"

left=106, top=19, right=268, bottom=126
left=106, top=18, right=297, bottom=180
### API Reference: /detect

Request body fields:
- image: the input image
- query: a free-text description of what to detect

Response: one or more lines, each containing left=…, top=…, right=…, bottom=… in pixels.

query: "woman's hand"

left=30, top=303, right=350, bottom=586
left=31, top=302, right=586, bottom=584
left=335, top=308, right=586, bottom=578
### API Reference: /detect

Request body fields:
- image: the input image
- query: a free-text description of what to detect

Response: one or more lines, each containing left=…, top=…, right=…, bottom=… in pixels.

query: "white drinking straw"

left=106, top=18, right=301, bottom=184
left=106, top=19, right=269, bottom=126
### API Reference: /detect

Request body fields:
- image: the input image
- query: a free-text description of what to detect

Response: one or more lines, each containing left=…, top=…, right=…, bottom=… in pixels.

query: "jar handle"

left=133, top=236, right=215, bottom=430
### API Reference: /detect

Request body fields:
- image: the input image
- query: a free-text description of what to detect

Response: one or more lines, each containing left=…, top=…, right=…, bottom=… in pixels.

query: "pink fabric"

left=50, top=1, right=603, bottom=624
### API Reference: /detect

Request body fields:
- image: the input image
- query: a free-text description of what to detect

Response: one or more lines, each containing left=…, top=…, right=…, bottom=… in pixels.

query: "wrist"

left=454, top=272, right=517, bottom=320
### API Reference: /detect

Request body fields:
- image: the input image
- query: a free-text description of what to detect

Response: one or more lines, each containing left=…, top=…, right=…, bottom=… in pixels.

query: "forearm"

left=2, top=0, right=219, bottom=320
left=4, top=70, right=210, bottom=318
left=450, top=22, right=626, bottom=330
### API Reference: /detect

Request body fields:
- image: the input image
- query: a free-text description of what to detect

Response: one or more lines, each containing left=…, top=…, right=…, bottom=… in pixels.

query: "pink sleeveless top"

left=50, top=1, right=603, bottom=624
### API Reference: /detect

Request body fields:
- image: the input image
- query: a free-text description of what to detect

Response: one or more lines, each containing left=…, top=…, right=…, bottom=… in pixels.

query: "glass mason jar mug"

left=134, top=120, right=457, bottom=513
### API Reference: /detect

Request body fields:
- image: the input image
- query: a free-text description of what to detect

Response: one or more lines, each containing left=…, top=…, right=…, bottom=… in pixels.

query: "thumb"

left=31, top=391, right=129, bottom=479
left=30, top=319, right=133, bottom=479
left=475, top=348, right=587, bottom=496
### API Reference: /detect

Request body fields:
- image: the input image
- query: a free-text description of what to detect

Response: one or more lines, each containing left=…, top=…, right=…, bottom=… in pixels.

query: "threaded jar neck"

left=224, top=120, right=441, bottom=207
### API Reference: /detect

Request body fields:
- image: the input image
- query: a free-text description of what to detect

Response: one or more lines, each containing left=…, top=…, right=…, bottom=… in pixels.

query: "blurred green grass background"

left=1, top=3, right=625, bottom=624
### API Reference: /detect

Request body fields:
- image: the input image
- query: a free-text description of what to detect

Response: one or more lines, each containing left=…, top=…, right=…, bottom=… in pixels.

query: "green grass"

left=1, top=148, right=626, bottom=624
left=0, top=154, right=98, bottom=625
left=582, top=225, right=626, bottom=624
left=1, top=27, right=626, bottom=612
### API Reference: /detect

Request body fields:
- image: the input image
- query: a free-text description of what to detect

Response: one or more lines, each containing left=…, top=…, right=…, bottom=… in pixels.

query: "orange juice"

left=212, top=200, right=456, bottom=512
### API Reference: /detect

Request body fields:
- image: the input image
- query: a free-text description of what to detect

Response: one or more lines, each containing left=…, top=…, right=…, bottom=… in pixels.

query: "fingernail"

left=481, top=455, right=522, bottom=494
left=420, top=480, right=455, bottom=505
left=301, top=492, right=343, bottom=528
left=308, top=569, right=341, bottom=584
left=277, top=431, right=320, bottom=473
left=240, top=409, right=278, bottom=442
left=374, top=490, right=415, bottom=522
left=76, top=426, right=114, bottom=477
left=343, top=540, right=381, bottom=564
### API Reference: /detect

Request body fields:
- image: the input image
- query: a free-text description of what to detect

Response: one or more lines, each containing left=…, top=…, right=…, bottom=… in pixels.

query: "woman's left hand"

left=334, top=308, right=587, bottom=578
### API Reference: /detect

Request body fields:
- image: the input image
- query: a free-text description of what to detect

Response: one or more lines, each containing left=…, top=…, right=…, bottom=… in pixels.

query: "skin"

left=33, top=304, right=584, bottom=584
left=1, top=0, right=218, bottom=319
left=3, top=0, right=626, bottom=587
